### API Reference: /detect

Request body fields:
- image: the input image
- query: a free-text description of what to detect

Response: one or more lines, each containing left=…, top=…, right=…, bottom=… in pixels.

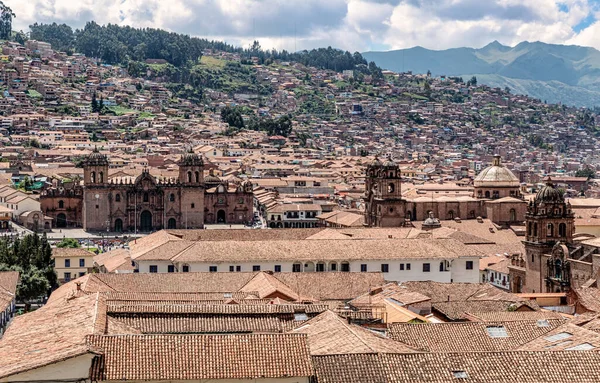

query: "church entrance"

left=167, top=218, right=177, bottom=229
left=56, top=213, right=67, bottom=228
left=114, top=218, right=123, bottom=232
left=140, top=210, right=153, bottom=232
left=217, top=210, right=226, bottom=224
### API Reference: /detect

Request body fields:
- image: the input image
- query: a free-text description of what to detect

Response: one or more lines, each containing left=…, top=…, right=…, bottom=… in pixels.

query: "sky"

left=7, top=0, right=600, bottom=52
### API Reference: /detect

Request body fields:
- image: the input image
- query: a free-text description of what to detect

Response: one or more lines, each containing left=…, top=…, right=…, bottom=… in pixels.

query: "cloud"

left=6, top=0, right=600, bottom=52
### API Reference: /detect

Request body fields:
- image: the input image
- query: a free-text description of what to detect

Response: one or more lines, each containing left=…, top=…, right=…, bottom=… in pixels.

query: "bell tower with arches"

left=364, top=157, right=406, bottom=227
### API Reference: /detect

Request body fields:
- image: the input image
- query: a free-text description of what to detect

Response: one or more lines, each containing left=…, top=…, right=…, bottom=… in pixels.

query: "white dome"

left=474, top=156, right=519, bottom=187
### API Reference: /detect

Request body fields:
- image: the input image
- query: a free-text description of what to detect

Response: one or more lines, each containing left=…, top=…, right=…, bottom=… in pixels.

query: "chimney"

left=75, top=282, right=82, bottom=291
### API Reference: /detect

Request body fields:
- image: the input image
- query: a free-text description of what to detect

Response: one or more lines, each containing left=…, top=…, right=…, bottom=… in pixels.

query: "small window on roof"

left=223, top=293, right=233, bottom=298
left=537, top=319, right=550, bottom=327
left=485, top=326, right=508, bottom=338
left=566, top=343, right=595, bottom=351
left=453, top=371, right=468, bottom=379
left=294, top=313, right=309, bottom=321
left=544, top=332, right=572, bottom=342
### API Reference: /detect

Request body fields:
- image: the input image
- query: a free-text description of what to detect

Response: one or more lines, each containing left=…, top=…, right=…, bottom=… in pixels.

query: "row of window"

left=146, top=261, right=475, bottom=273
left=63, top=271, right=86, bottom=281
left=64, top=259, right=86, bottom=268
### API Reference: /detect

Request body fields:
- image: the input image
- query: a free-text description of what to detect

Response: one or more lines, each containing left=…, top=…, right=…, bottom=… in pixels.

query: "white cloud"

left=6, top=0, right=600, bottom=52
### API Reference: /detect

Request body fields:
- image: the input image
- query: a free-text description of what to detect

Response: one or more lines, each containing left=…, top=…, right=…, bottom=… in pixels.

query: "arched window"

left=99, top=171, right=104, bottom=183
left=388, top=183, right=395, bottom=193
left=559, top=223, right=567, bottom=237
left=58, top=200, right=64, bottom=209
left=187, top=171, right=192, bottom=183
left=528, top=222, right=532, bottom=236
left=91, top=171, right=96, bottom=183
left=195, top=171, right=200, bottom=183
left=448, top=210, right=454, bottom=220
left=143, top=193, right=149, bottom=203
left=115, top=194, right=121, bottom=202
left=169, top=193, right=175, bottom=202
left=485, top=191, right=490, bottom=198
left=469, top=210, right=475, bottom=219
left=548, top=223, right=554, bottom=237
left=509, top=209, right=516, bottom=222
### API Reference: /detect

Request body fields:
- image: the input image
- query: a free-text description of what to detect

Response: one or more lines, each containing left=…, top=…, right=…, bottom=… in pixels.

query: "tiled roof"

left=312, top=351, right=600, bottom=383
left=172, top=238, right=478, bottom=263
left=102, top=291, right=260, bottom=302
left=466, top=310, right=565, bottom=322
left=517, top=323, right=600, bottom=351
left=0, top=271, right=18, bottom=314
left=51, top=247, right=95, bottom=258
left=88, top=334, right=313, bottom=380
left=292, top=311, right=415, bottom=355
left=0, top=293, right=101, bottom=380
left=106, top=302, right=328, bottom=315
left=273, top=272, right=386, bottom=301
left=432, top=300, right=538, bottom=321
left=388, top=320, right=564, bottom=352
left=348, top=283, right=431, bottom=308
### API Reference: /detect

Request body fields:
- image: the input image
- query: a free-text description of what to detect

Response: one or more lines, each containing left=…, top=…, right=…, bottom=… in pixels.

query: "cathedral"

left=41, top=149, right=254, bottom=232
left=508, top=180, right=600, bottom=294
left=364, top=155, right=527, bottom=227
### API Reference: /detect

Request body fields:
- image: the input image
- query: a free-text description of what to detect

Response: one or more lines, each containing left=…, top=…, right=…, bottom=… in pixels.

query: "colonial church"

left=364, top=155, right=527, bottom=227
left=508, top=180, right=600, bottom=294
left=41, top=149, right=254, bottom=232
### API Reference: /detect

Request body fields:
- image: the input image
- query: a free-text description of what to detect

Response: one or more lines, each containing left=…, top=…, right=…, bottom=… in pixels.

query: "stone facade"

left=509, top=180, right=584, bottom=294
left=41, top=150, right=254, bottom=232
left=364, top=156, right=527, bottom=227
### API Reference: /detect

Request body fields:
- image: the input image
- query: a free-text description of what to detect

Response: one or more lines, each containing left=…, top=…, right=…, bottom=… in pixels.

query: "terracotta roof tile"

left=88, top=334, right=313, bottom=380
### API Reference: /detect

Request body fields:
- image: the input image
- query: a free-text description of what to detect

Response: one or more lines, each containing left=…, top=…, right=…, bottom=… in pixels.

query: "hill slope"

left=363, top=41, right=600, bottom=107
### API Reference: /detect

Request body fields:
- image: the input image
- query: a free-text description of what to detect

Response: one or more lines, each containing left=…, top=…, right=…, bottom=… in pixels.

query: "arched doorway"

left=140, top=210, right=152, bottom=232
left=167, top=218, right=177, bottom=229
left=56, top=213, right=67, bottom=228
left=114, top=218, right=123, bottom=232
left=217, top=210, right=226, bottom=224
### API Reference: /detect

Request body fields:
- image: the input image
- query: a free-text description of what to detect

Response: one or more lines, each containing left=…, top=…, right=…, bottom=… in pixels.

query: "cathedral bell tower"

left=178, top=149, right=205, bottom=185
left=83, top=146, right=109, bottom=186
left=522, top=179, right=575, bottom=293
left=364, top=157, right=405, bottom=227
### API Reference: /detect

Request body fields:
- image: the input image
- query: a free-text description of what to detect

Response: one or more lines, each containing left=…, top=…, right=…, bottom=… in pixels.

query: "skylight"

left=294, top=313, right=308, bottom=321
left=544, top=332, right=572, bottom=342
left=453, top=371, right=468, bottom=379
left=223, top=293, right=233, bottom=298
left=566, top=343, right=595, bottom=351
left=485, top=326, right=508, bottom=338
left=537, top=319, right=550, bottom=327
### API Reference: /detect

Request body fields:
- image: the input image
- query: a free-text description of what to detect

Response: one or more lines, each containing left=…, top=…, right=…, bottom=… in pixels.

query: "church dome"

left=205, top=169, right=221, bottom=185
left=535, top=180, right=563, bottom=203
left=85, top=147, right=108, bottom=166
left=179, top=150, right=204, bottom=166
left=473, top=155, right=519, bottom=187
left=367, top=157, right=382, bottom=169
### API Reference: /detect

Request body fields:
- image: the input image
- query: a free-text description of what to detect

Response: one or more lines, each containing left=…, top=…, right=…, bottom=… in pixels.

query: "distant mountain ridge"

left=363, top=41, right=600, bottom=107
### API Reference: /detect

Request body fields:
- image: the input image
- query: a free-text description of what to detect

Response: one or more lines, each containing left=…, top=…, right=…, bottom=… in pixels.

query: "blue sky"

left=8, top=0, right=600, bottom=52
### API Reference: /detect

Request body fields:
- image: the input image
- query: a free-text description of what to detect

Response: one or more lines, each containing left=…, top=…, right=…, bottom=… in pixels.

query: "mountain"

left=363, top=41, right=600, bottom=108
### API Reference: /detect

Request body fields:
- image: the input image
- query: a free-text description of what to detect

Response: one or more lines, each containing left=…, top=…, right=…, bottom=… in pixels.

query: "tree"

left=576, top=168, right=596, bottom=179
left=0, top=233, right=56, bottom=310
left=91, top=93, right=99, bottom=113
left=56, top=238, right=80, bottom=248
left=220, top=106, right=245, bottom=129
left=0, top=1, right=15, bottom=40
left=468, top=76, right=478, bottom=86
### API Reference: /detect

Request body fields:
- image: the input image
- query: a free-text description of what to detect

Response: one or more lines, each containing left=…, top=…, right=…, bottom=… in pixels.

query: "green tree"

left=56, top=238, right=80, bottom=248
left=91, top=93, right=99, bottom=113
left=576, top=168, right=596, bottom=179
left=0, top=233, right=56, bottom=310
left=0, top=1, right=15, bottom=41
left=220, top=106, right=245, bottom=129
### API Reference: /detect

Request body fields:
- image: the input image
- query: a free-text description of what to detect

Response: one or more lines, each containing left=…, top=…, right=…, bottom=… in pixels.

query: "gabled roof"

left=87, top=333, right=313, bottom=380
left=292, top=311, right=415, bottom=355
left=388, top=319, right=564, bottom=352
